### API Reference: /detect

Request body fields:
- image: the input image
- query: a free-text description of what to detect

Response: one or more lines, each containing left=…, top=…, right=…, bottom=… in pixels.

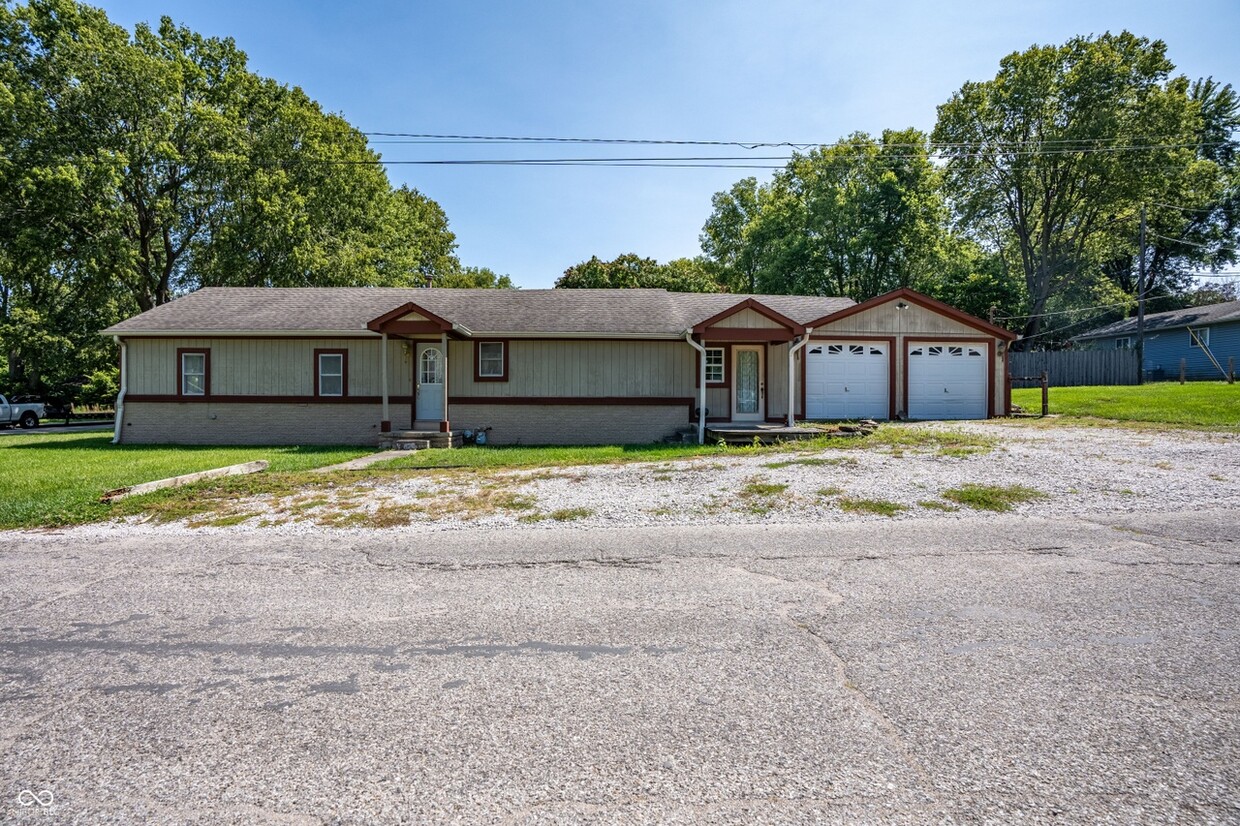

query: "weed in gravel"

left=816, top=486, right=845, bottom=497
left=941, top=484, right=1047, bottom=512
left=837, top=497, right=906, bottom=517
left=1210, top=474, right=1228, bottom=482
left=518, top=507, right=592, bottom=523
left=549, top=507, right=593, bottom=521
left=918, top=500, right=959, bottom=512
left=764, top=457, right=858, bottom=469
left=316, top=509, right=374, bottom=528
left=369, top=504, right=419, bottom=528
left=187, top=511, right=260, bottom=528
left=420, top=490, right=538, bottom=520
left=1154, top=461, right=1173, bottom=470
left=741, top=481, right=790, bottom=497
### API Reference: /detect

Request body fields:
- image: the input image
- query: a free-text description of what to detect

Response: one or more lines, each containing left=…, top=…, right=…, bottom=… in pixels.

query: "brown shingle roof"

left=102, top=288, right=855, bottom=337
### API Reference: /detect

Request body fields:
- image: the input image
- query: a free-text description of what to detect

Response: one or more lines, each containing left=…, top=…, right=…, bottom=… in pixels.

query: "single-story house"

left=102, top=286, right=1018, bottom=445
left=1075, top=299, right=1240, bottom=381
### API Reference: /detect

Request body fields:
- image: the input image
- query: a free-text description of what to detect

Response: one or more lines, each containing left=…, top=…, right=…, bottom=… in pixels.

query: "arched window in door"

left=419, top=348, right=443, bottom=385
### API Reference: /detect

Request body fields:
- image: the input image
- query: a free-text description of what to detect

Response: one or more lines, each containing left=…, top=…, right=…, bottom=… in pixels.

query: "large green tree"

left=699, top=130, right=953, bottom=302
left=555, top=253, right=726, bottom=292
left=0, top=0, right=460, bottom=395
left=932, top=32, right=1219, bottom=344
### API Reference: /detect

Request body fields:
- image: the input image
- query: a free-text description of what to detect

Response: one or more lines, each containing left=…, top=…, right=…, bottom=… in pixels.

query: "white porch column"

left=380, top=332, right=390, bottom=431
left=440, top=331, right=450, bottom=433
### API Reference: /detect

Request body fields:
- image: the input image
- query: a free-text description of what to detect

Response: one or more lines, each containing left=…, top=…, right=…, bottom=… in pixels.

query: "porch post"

left=440, top=331, right=450, bottom=433
left=380, top=332, right=391, bottom=432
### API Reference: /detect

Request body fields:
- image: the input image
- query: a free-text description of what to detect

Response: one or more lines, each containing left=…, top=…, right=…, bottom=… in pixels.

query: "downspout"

left=787, top=327, right=813, bottom=427
left=112, top=336, right=127, bottom=444
left=683, top=331, right=707, bottom=445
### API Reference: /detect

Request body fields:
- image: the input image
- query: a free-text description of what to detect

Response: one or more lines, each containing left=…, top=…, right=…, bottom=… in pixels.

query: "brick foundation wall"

left=119, top=402, right=406, bottom=445
left=450, top=404, right=690, bottom=445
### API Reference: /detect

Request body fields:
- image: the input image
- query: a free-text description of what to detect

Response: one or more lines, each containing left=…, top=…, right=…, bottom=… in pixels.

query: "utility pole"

left=1136, top=205, right=1147, bottom=386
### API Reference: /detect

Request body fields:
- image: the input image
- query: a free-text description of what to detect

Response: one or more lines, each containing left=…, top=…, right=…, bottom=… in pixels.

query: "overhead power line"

left=329, top=131, right=1233, bottom=169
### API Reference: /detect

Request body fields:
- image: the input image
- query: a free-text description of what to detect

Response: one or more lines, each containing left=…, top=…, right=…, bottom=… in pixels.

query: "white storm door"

left=805, top=342, right=889, bottom=419
left=907, top=342, right=988, bottom=420
left=415, top=343, right=445, bottom=421
left=732, top=346, right=764, bottom=421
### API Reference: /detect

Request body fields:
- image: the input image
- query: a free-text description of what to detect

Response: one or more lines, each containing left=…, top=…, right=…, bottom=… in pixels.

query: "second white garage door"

left=907, top=343, right=988, bottom=419
left=805, top=342, right=889, bottom=419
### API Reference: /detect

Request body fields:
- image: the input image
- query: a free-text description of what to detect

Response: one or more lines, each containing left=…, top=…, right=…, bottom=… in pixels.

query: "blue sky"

left=96, top=0, right=1240, bottom=288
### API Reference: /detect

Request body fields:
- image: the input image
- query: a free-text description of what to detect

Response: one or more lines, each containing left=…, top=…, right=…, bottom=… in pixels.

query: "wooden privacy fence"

left=1009, top=349, right=1139, bottom=387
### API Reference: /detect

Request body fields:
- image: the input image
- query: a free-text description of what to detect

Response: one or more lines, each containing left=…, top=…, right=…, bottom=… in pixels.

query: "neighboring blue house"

left=1075, top=299, right=1240, bottom=381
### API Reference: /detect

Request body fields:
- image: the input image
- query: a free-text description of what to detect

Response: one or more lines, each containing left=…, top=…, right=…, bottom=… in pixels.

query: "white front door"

left=732, top=346, right=764, bottom=421
left=907, top=342, right=988, bottom=420
left=805, top=342, right=890, bottom=419
left=415, top=343, right=445, bottom=421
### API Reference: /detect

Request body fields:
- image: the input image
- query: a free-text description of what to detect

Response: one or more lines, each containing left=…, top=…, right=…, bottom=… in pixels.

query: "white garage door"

left=907, top=343, right=988, bottom=420
left=805, top=342, right=889, bottom=420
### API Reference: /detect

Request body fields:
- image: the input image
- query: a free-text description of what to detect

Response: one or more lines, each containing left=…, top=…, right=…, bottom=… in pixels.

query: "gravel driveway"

left=101, top=420, right=1240, bottom=534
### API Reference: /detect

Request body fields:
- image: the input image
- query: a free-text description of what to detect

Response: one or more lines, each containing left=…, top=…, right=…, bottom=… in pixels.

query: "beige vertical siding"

left=767, top=342, right=795, bottom=418
left=704, top=387, right=729, bottom=419
left=125, top=337, right=414, bottom=397
left=816, top=302, right=980, bottom=337
left=449, top=339, right=696, bottom=397
left=705, top=307, right=786, bottom=330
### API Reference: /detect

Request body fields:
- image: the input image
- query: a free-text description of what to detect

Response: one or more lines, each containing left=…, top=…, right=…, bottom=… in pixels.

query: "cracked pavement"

left=1, top=508, right=1237, bottom=824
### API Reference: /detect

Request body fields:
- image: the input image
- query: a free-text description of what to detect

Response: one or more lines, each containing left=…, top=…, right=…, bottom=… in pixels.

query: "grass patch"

left=741, top=481, right=790, bottom=497
left=816, top=486, right=845, bottom=497
left=940, top=483, right=1047, bottom=512
left=1011, top=383, right=1240, bottom=429
left=837, top=497, right=906, bottom=517
left=0, top=432, right=368, bottom=529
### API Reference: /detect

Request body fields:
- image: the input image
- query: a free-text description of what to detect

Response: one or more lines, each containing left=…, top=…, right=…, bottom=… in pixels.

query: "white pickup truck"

left=0, top=395, right=44, bottom=429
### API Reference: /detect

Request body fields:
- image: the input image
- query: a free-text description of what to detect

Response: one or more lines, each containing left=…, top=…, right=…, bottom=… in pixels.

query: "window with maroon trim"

left=476, top=341, right=507, bottom=382
left=314, top=349, right=348, bottom=397
left=704, top=348, right=725, bottom=383
left=178, top=349, right=209, bottom=397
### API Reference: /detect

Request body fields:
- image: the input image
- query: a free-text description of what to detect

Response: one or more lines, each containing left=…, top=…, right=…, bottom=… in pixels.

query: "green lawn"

left=1011, top=382, right=1240, bottom=428
left=0, top=426, right=998, bottom=529
left=0, top=433, right=370, bottom=529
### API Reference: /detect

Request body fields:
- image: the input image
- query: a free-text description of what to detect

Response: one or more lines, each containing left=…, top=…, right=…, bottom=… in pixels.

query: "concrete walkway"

left=308, top=449, right=407, bottom=473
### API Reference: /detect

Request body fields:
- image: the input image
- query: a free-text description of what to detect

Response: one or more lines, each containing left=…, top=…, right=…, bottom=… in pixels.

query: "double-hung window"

left=316, top=350, right=347, bottom=397
left=477, top=341, right=506, bottom=381
left=1115, top=337, right=1131, bottom=350
left=179, top=350, right=208, bottom=396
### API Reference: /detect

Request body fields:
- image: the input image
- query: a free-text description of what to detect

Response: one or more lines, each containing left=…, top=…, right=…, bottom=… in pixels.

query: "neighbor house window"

left=178, top=349, right=209, bottom=396
left=1190, top=327, right=1209, bottom=347
left=1115, top=337, right=1131, bottom=349
left=476, top=341, right=507, bottom=381
left=315, top=349, right=347, bottom=397
left=704, top=348, right=724, bottom=383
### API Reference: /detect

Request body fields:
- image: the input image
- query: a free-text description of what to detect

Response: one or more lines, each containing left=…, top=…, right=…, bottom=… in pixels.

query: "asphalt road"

left=0, top=510, right=1237, bottom=824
